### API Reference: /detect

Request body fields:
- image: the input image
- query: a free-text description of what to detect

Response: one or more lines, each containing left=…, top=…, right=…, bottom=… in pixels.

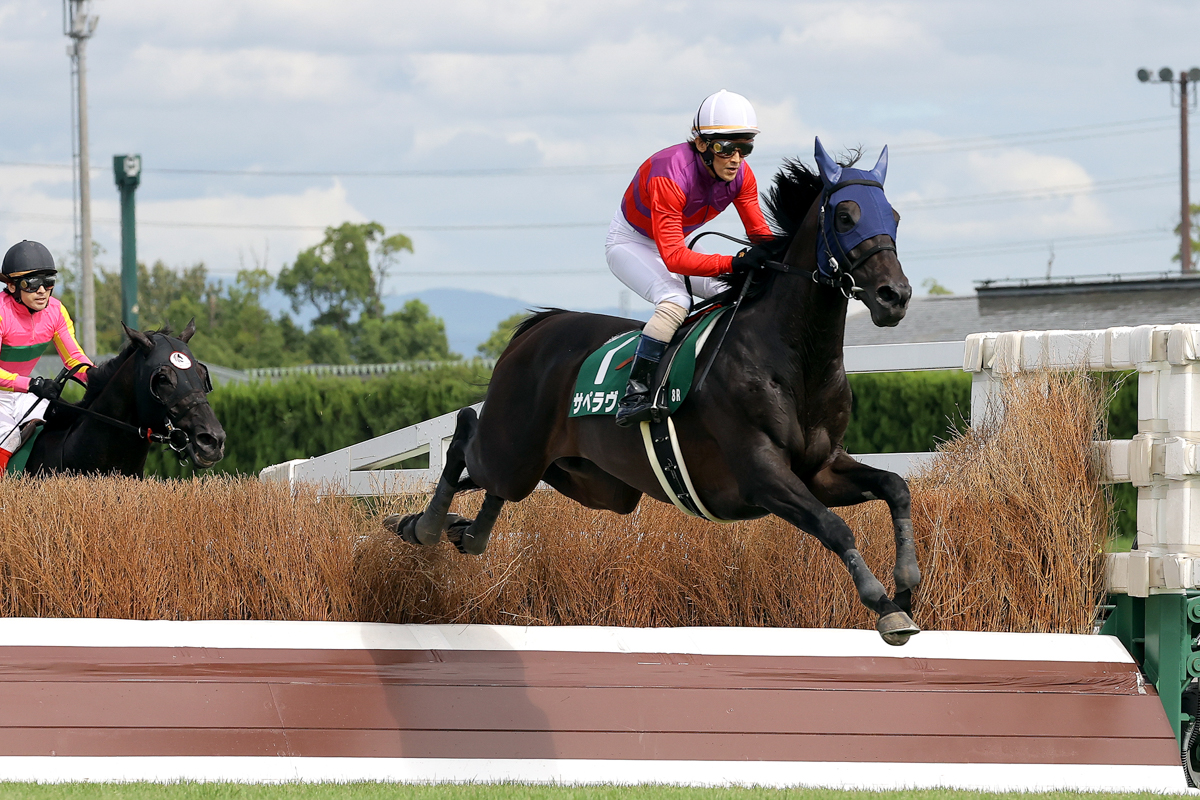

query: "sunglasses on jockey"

left=12, top=274, right=54, bottom=292
left=706, top=139, right=754, bottom=158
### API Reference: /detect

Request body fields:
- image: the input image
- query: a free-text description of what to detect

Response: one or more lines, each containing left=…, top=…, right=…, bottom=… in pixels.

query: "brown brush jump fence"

left=0, top=367, right=1105, bottom=630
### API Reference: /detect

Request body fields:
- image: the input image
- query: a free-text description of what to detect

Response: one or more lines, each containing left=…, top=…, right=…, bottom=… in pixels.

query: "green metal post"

left=112, top=154, right=141, bottom=330
left=1146, top=593, right=1189, bottom=742
left=1104, top=590, right=1200, bottom=746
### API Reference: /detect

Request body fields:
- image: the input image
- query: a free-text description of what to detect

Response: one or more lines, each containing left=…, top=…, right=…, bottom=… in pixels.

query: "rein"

left=47, top=396, right=191, bottom=456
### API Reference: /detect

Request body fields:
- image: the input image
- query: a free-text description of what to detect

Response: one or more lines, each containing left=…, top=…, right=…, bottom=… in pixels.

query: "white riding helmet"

left=691, top=90, right=759, bottom=139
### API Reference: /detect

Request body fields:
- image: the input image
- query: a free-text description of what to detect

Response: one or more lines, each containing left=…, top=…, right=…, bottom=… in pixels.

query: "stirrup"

left=615, top=396, right=653, bottom=427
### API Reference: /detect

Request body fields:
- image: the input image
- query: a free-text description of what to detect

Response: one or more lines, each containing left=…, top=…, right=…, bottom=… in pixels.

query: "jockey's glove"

left=730, top=245, right=773, bottom=272
left=28, top=377, right=60, bottom=402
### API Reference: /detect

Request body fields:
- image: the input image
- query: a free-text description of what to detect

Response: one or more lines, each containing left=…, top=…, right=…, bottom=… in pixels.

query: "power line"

left=0, top=115, right=1178, bottom=179
left=902, top=172, right=1187, bottom=209
left=905, top=228, right=1168, bottom=260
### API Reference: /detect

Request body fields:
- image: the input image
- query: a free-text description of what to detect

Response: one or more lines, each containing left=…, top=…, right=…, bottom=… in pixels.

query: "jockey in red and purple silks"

left=0, top=241, right=92, bottom=470
left=605, top=89, right=777, bottom=427
left=618, top=141, right=773, bottom=279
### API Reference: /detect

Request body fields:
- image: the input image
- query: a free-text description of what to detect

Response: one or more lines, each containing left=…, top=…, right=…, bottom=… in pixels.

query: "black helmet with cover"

left=2, top=240, right=56, bottom=279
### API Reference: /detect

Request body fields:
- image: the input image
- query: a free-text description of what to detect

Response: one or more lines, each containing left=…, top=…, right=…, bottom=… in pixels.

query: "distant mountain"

left=387, top=288, right=651, bottom=357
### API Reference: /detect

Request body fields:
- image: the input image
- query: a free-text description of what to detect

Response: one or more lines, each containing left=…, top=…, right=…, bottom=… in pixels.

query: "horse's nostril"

left=877, top=285, right=902, bottom=306
left=196, top=433, right=221, bottom=450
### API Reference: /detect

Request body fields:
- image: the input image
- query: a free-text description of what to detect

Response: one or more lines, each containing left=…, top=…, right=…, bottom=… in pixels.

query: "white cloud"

left=122, top=45, right=357, bottom=102
left=779, top=3, right=939, bottom=55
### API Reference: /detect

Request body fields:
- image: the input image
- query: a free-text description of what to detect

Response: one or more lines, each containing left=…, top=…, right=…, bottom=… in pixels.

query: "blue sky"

left=1, top=0, right=1198, bottom=312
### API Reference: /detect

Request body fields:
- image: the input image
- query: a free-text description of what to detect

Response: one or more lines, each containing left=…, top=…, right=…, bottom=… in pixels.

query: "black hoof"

left=386, top=512, right=467, bottom=546
left=445, top=517, right=475, bottom=554
left=384, top=513, right=423, bottom=545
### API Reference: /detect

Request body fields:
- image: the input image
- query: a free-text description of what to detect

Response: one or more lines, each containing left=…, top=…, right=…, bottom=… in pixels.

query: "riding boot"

left=615, top=335, right=668, bottom=428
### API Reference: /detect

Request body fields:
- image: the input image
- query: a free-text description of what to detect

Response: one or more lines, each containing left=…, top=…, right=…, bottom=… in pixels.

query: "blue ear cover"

left=869, top=145, right=888, bottom=185
left=813, top=137, right=842, bottom=187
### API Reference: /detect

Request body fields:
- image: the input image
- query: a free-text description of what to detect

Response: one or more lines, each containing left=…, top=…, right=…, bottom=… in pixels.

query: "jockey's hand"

left=731, top=245, right=772, bottom=272
left=28, top=377, right=60, bottom=402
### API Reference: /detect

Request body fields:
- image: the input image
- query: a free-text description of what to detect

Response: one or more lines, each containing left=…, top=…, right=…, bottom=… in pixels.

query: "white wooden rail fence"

left=260, top=324, right=1200, bottom=597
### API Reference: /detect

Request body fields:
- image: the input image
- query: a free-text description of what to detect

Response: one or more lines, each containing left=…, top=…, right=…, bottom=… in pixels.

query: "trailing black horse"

left=22, top=320, right=225, bottom=477
left=390, top=140, right=920, bottom=645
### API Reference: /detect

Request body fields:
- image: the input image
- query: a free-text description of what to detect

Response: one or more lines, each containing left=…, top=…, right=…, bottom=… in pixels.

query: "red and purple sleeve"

left=648, top=177, right=734, bottom=277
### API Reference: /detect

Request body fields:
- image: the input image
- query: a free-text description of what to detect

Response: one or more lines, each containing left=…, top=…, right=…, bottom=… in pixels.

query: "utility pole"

left=65, top=0, right=98, bottom=353
left=1182, top=70, right=1192, bottom=274
left=113, top=155, right=141, bottom=330
left=1139, top=66, right=1200, bottom=273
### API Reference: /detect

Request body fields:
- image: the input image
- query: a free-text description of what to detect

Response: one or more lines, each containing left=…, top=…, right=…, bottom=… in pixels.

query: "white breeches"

left=605, top=210, right=728, bottom=309
left=0, top=391, right=46, bottom=453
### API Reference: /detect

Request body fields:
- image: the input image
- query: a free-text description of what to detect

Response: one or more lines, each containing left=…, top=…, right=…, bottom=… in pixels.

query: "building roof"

left=844, top=273, right=1200, bottom=346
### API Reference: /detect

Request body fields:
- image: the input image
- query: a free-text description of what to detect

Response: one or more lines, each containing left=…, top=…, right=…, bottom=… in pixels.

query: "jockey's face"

left=17, top=284, right=51, bottom=312
left=695, top=137, right=752, bottom=183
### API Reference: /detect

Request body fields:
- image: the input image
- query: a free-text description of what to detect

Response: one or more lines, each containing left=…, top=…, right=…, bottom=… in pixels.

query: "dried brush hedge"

left=0, top=370, right=1109, bottom=632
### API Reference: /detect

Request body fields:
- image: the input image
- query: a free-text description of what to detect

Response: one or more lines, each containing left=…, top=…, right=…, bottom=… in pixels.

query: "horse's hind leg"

left=385, top=407, right=479, bottom=546
left=446, top=493, right=504, bottom=555
left=811, top=452, right=921, bottom=616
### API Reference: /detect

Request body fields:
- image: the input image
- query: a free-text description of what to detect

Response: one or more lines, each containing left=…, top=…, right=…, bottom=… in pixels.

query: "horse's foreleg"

left=742, top=446, right=918, bottom=645
left=446, top=493, right=504, bottom=555
left=811, top=452, right=921, bottom=615
left=386, top=407, right=478, bottom=546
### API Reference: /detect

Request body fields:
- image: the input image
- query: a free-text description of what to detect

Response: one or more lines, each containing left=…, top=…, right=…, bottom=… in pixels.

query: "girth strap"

left=639, top=417, right=732, bottom=523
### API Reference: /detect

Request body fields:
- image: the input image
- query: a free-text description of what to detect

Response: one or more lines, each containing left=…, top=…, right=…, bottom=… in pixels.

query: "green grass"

left=0, top=786, right=1187, bottom=800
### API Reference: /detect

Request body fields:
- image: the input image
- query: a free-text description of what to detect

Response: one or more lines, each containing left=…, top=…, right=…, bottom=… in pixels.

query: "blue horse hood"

left=813, top=137, right=897, bottom=276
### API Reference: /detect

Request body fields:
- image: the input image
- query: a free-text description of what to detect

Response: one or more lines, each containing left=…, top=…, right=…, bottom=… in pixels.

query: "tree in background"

left=355, top=300, right=456, bottom=363
left=276, top=222, right=412, bottom=330
left=1173, top=203, right=1200, bottom=271
left=921, top=277, right=953, bottom=296
left=56, top=221, right=453, bottom=369
left=477, top=312, right=528, bottom=358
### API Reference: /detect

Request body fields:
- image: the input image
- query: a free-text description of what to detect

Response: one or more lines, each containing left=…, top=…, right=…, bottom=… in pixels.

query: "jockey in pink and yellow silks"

left=0, top=241, right=92, bottom=470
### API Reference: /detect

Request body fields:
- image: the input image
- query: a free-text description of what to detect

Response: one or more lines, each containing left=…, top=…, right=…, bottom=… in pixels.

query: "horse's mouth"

left=190, top=448, right=223, bottom=469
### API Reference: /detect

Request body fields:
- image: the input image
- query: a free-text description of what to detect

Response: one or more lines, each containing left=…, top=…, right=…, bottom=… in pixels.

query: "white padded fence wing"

left=966, top=325, right=1200, bottom=597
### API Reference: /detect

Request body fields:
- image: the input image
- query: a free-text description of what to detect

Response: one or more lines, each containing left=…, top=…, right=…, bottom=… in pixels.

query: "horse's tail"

left=510, top=308, right=571, bottom=343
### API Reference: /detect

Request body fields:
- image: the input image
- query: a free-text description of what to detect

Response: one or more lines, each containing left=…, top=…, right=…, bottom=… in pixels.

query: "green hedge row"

left=842, top=371, right=971, bottom=455
left=145, top=364, right=490, bottom=479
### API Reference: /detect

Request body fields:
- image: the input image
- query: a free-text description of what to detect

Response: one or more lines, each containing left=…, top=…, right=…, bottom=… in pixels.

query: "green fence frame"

left=1102, top=591, right=1200, bottom=746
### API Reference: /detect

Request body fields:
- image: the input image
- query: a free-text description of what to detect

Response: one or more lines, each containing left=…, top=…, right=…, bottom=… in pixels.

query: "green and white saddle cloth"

left=569, top=308, right=727, bottom=418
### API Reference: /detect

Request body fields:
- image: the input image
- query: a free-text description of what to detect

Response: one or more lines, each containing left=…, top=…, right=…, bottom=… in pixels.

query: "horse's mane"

left=717, top=152, right=862, bottom=301
left=511, top=310, right=568, bottom=343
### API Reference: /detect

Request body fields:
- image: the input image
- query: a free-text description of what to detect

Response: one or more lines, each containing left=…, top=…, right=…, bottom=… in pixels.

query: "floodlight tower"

left=1139, top=66, right=1200, bottom=274
left=64, top=0, right=98, bottom=354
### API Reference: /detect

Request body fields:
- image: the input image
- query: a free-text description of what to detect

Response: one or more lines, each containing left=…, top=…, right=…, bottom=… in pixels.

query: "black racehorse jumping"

left=21, top=320, right=225, bottom=477
left=390, top=139, right=921, bottom=645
